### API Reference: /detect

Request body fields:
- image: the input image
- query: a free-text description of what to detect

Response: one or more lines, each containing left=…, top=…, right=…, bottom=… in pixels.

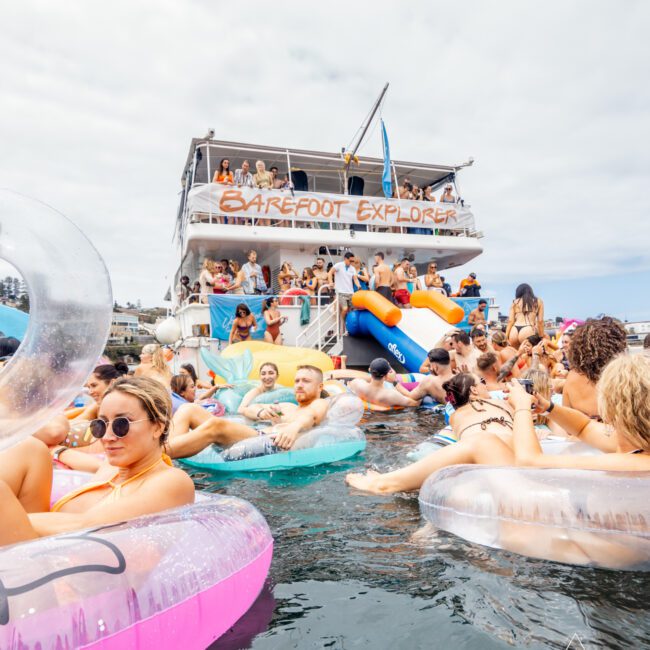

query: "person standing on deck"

left=328, top=252, right=359, bottom=335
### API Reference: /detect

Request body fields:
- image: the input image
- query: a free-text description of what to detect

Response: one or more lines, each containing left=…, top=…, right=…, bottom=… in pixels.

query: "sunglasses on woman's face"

left=89, top=417, right=149, bottom=439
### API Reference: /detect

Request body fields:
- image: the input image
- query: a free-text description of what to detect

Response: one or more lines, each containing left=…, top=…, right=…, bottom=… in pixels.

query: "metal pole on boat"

left=286, top=149, right=295, bottom=229
left=342, top=83, right=390, bottom=193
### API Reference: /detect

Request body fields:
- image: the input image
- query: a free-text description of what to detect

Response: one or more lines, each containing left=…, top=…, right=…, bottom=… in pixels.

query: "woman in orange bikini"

left=0, top=377, right=194, bottom=546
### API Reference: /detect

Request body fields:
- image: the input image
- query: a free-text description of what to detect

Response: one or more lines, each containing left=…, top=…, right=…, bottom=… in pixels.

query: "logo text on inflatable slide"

left=387, top=342, right=406, bottom=364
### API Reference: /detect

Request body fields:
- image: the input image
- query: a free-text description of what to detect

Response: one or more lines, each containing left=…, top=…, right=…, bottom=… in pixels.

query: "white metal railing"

left=187, top=204, right=479, bottom=238
left=175, top=292, right=327, bottom=310
left=295, top=284, right=340, bottom=351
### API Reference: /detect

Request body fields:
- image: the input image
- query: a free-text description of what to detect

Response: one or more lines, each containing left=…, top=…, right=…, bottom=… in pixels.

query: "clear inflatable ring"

left=0, top=189, right=112, bottom=449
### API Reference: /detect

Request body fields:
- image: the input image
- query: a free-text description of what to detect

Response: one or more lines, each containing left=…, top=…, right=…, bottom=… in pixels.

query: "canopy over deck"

left=181, top=138, right=467, bottom=197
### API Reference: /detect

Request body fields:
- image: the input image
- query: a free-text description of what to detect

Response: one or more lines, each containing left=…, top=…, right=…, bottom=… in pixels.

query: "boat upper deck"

left=174, top=139, right=482, bottom=250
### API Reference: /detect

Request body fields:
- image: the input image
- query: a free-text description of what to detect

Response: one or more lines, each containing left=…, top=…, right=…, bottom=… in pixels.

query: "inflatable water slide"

left=346, top=290, right=464, bottom=372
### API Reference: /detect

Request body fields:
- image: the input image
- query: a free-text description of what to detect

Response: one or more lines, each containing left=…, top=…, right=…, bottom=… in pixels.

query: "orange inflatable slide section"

left=409, top=290, right=465, bottom=324
left=351, top=291, right=401, bottom=326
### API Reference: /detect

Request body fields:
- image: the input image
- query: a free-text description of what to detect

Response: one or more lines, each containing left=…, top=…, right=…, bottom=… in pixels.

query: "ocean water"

left=190, top=410, right=650, bottom=649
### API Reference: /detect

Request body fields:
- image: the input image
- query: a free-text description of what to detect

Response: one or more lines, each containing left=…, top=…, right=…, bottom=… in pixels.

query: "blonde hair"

left=522, top=368, right=552, bottom=426
left=104, top=377, right=172, bottom=444
left=202, top=258, right=215, bottom=271
left=141, top=344, right=169, bottom=375
left=598, top=355, right=650, bottom=450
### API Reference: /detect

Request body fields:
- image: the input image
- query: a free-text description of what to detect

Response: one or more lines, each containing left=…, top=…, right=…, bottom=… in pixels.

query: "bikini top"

left=458, top=399, right=514, bottom=437
left=51, top=454, right=172, bottom=512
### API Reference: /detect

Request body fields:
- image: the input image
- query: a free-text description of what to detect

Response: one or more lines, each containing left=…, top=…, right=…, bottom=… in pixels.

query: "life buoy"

left=279, top=288, right=308, bottom=306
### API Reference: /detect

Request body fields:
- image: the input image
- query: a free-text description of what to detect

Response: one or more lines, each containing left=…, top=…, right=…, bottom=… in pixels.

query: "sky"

left=1, top=1, right=649, bottom=321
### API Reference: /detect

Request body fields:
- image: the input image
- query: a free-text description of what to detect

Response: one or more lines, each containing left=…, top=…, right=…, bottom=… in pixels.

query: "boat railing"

left=295, top=284, right=340, bottom=352
left=176, top=292, right=330, bottom=311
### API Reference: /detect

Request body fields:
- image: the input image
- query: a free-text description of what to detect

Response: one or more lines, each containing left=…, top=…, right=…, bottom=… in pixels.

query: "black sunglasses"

left=89, top=417, right=149, bottom=439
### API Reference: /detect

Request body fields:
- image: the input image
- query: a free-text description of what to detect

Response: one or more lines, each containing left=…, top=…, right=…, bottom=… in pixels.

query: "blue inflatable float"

left=179, top=394, right=366, bottom=473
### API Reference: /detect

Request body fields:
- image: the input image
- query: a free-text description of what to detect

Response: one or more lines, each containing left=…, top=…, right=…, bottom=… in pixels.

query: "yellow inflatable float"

left=221, top=341, right=334, bottom=387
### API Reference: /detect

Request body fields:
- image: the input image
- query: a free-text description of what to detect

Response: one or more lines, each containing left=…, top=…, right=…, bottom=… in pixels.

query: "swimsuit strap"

left=51, top=455, right=170, bottom=512
left=470, top=398, right=513, bottom=418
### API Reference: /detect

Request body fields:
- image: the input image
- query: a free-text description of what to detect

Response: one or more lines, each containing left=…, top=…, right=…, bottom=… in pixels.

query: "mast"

left=342, top=82, right=389, bottom=193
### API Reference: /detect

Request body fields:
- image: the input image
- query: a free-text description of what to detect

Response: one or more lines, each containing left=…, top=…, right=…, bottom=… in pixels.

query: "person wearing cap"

left=457, top=272, right=481, bottom=298
left=468, top=299, right=488, bottom=329
left=397, top=349, right=454, bottom=403
left=348, top=358, right=419, bottom=408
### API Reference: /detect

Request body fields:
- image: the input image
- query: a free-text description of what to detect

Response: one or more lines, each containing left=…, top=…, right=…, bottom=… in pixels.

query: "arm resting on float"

left=513, top=409, right=647, bottom=470
left=543, top=402, right=617, bottom=452
left=29, top=471, right=195, bottom=537
left=237, top=386, right=262, bottom=415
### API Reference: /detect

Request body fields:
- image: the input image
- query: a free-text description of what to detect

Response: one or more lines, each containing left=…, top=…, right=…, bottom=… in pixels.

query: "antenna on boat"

left=342, top=83, right=389, bottom=194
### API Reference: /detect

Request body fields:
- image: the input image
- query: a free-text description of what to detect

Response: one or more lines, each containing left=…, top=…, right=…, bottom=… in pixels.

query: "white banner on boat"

left=188, top=184, right=475, bottom=230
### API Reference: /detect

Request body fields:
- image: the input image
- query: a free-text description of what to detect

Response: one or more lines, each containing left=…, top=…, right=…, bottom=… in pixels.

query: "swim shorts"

left=376, top=286, right=393, bottom=301
left=394, top=289, right=411, bottom=305
left=338, top=293, right=353, bottom=309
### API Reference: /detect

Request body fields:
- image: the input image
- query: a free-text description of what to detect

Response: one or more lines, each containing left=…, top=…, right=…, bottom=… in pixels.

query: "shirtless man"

left=373, top=252, right=393, bottom=302
left=468, top=299, right=488, bottom=329
left=491, top=331, right=517, bottom=366
left=393, top=259, right=411, bottom=308
left=313, top=257, right=330, bottom=295
left=398, top=348, right=454, bottom=403
left=348, top=358, right=419, bottom=408
left=169, top=365, right=329, bottom=456
left=470, top=327, right=493, bottom=354
left=253, top=365, right=330, bottom=449
left=452, top=330, right=480, bottom=373
left=476, top=352, right=505, bottom=391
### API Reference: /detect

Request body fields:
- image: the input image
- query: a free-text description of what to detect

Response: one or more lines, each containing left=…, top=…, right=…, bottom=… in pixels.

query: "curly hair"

left=567, top=316, right=627, bottom=383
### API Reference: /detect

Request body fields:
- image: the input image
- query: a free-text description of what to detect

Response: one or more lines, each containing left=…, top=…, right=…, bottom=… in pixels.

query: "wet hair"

left=171, top=374, right=193, bottom=399
left=375, top=251, right=384, bottom=260
left=470, top=327, right=486, bottom=339
left=141, top=344, right=169, bottom=374
left=515, top=284, right=538, bottom=315
left=103, top=377, right=172, bottom=445
left=442, top=373, right=477, bottom=408
left=180, top=363, right=198, bottom=383
left=235, top=303, right=251, bottom=317
left=452, top=331, right=471, bottom=346
left=598, top=355, right=650, bottom=451
left=568, top=316, right=627, bottom=383
left=0, top=336, right=21, bottom=359
left=491, top=331, right=508, bottom=348
left=427, top=348, right=450, bottom=365
left=93, top=361, right=129, bottom=383
left=477, top=352, right=498, bottom=372
left=260, top=362, right=279, bottom=376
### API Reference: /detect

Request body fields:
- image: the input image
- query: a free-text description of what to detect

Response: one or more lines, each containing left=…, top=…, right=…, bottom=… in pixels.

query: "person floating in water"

left=348, top=358, right=419, bottom=408
left=0, top=377, right=194, bottom=547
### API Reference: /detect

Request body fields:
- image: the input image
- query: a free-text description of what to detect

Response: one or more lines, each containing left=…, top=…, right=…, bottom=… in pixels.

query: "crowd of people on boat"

left=178, top=249, right=479, bottom=315
left=209, top=157, right=462, bottom=204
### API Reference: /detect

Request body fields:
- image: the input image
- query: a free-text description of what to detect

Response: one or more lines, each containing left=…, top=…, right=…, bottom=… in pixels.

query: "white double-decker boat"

left=166, top=136, right=483, bottom=374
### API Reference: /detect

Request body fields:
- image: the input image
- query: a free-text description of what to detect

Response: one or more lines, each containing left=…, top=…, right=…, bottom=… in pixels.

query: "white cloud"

left=1, top=0, right=649, bottom=306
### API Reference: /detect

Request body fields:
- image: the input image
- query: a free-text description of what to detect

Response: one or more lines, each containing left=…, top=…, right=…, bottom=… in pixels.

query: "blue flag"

left=381, top=119, right=392, bottom=198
